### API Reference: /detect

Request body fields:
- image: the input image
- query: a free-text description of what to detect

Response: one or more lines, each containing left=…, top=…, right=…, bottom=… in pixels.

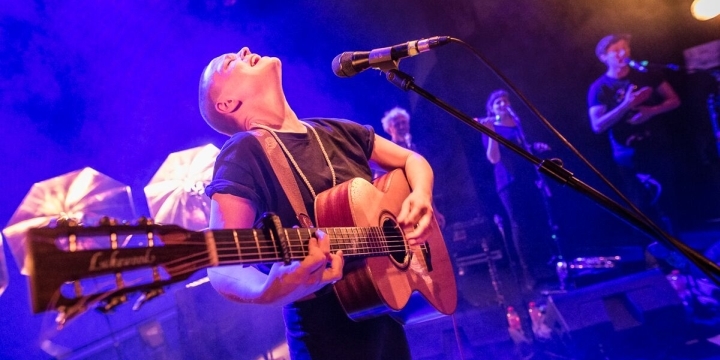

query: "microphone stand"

left=382, top=68, right=720, bottom=284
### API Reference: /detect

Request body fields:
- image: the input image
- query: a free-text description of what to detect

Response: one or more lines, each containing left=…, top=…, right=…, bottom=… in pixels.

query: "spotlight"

left=691, top=0, right=720, bottom=21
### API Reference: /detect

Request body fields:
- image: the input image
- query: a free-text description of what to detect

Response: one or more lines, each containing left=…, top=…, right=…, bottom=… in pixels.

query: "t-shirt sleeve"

left=587, top=81, right=604, bottom=108
left=358, top=123, right=375, bottom=159
left=317, top=118, right=375, bottom=159
left=204, top=134, right=263, bottom=209
left=339, top=119, right=375, bottom=159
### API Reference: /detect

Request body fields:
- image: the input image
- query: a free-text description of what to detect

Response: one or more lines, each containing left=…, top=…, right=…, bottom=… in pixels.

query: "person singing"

left=477, top=90, right=551, bottom=291
left=199, top=47, right=438, bottom=359
left=587, top=34, right=680, bottom=233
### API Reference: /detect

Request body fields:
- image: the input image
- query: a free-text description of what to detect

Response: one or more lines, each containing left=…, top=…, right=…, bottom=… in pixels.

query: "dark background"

left=1, top=0, right=719, bottom=358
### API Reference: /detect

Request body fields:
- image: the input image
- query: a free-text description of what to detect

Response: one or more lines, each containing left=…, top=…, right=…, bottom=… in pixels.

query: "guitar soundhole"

left=381, top=217, right=409, bottom=267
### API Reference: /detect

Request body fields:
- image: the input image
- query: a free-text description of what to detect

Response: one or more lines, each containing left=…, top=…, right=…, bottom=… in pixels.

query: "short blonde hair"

left=380, top=107, right=410, bottom=133
left=198, top=63, right=241, bottom=136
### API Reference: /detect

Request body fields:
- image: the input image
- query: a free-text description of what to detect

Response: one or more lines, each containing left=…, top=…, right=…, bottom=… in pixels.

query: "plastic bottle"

left=528, top=302, right=552, bottom=340
left=506, top=306, right=530, bottom=344
left=506, top=306, right=522, bottom=331
left=528, top=302, right=542, bottom=330
left=666, top=269, right=691, bottom=306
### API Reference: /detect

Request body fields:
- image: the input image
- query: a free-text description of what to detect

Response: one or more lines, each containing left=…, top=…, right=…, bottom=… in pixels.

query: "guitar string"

left=164, top=237, right=415, bottom=255
left=164, top=240, right=426, bottom=272
left=133, top=233, right=419, bottom=276
left=51, top=227, right=428, bottom=307
left=160, top=227, right=425, bottom=259
left=134, top=232, right=423, bottom=279
left=54, top=231, right=416, bottom=286
left=157, top=228, right=413, bottom=252
left=54, top=239, right=428, bottom=311
left=67, top=241, right=418, bottom=302
left=161, top=242, right=426, bottom=279
left=167, top=236, right=411, bottom=249
left=158, top=241, right=414, bottom=268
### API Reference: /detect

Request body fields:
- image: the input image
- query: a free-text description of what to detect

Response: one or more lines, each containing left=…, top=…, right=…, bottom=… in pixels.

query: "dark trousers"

left=283, top=291, right=411, bottom=360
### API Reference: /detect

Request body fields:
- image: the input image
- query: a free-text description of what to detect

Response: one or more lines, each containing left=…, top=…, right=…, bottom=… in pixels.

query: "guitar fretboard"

left=208, top=226, right=404, bottom=266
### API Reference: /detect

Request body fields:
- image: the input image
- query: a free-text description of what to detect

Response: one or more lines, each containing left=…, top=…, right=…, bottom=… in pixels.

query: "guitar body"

left=315, top=169, right=457, bottom=324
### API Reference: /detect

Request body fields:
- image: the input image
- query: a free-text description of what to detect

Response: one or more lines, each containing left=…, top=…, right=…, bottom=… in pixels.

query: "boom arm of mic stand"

left=384, top=68, right=720, bottom=281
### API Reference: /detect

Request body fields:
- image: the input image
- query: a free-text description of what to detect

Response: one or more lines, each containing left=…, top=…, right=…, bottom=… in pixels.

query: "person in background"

left=587, top=34, right=681, bottom=235
left=477, top=90, right=552, bottom=291
left=381, top=107, right=417, bottom=151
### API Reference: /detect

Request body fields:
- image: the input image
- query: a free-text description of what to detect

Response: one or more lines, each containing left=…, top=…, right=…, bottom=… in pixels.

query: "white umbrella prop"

left=144, top=144, right=219, bottom=231
left=2, top=167, right=136, bottom=275
left=0, top=233, right=8, bottom=297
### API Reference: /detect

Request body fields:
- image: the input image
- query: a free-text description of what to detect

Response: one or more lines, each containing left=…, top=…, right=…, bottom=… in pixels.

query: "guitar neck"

left=207, top=226, right=399, bottom=267
left=25, top=223, right=403, bottom=316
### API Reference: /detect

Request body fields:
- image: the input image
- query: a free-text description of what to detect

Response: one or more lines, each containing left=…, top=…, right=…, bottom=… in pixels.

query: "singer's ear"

left=215, top=98, right=242, bottom=114
left=598, top=53, right=609, bottom=65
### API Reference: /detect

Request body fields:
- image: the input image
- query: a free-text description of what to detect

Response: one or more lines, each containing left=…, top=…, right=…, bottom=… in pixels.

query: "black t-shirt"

left=587, top=70, right=666, bottom=156
left=205, top=118, right=375, bottom=228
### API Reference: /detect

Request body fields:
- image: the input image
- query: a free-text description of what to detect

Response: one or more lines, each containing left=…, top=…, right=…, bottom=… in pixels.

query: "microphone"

left=507, top=107, right=523, bottom=126
left=628, top=59, right=682, bottom=72
left=403, top=133, right=413, bottom=149
left=332, top=36, right=451, bottom=78
left=506, top=106, right=518, bottom=119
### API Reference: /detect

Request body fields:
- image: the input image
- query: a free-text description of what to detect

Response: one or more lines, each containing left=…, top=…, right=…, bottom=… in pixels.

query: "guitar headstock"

left=25, top=218, right=209, bottom=327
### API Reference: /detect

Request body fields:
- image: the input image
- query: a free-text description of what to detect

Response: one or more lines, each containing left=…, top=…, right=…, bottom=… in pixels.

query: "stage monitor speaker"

left=544, top=269, right=687, bottom=359
left=405, top=305, right=513, bottom=360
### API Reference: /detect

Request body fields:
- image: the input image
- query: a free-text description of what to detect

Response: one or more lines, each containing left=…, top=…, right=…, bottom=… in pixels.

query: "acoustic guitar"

left=25, top=169, right=457, bottom=327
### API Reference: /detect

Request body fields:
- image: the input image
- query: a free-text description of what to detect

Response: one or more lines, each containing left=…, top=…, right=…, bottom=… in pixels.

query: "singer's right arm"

left=206, top=194, right=342, bottom=306
left=206, top=195, right=268, bottom=303
left=589, top=85, right=637, bottom=134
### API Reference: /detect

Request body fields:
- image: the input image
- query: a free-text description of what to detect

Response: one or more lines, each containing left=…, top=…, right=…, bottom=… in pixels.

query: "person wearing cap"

left=587, top=34, right=680, bottom=233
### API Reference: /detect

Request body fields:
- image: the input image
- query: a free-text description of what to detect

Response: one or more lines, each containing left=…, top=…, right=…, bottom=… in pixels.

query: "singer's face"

left=601, top=40, right=631, bottom=69
left=210, top=47, right=281, bottom=102
left=492, top=96, right=510, bottom=116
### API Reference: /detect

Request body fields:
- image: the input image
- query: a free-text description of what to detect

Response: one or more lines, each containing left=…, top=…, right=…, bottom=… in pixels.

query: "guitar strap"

left=249, top=128, right=315, bottom=228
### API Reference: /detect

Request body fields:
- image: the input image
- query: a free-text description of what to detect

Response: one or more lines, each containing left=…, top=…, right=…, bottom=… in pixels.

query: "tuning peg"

left=96, top=294, right=127, bottom=313
left=99, top=216, right=119, bottom=226
left=137, top=216, right=155, bottom=226
left=132, top=287, right=165, bottom=311
left=55, top=305, right=85, bottom=329
left=55, top=217, right=80, bottom=228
